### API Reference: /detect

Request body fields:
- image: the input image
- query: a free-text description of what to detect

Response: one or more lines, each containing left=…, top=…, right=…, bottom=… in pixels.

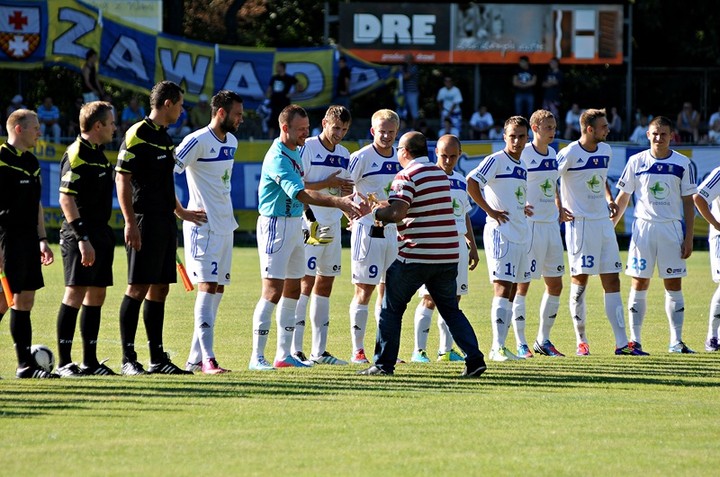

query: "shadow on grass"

left=1, top=354, right=718, bottom=418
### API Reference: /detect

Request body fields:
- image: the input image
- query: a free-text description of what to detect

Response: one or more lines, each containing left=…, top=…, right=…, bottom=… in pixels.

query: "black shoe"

left=357, top=365, right=392, bottom=376
left=81, top=359, right=117, bottom=376
left=57, top=363, right=85, bottom=378
left=16, top=365, right=59, bottom=379
left=121, top=360, right=146, bottom=376
left=147, top=353, right=193, bottom=375
left=461, top=356, right=487, bottom=378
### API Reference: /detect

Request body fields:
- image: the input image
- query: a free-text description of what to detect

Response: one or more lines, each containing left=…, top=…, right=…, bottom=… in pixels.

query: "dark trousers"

left=374, top=260, right=484, bottom=373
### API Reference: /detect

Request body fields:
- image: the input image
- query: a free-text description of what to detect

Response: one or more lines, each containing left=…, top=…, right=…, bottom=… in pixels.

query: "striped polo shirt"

left=388, top=156, right=459, bottom=264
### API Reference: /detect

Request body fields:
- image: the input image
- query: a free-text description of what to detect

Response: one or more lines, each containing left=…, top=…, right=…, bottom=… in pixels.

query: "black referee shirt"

left=0, top=142, right=41, bottom=229
left=115, top=117, right=176, bottom=215
left=59, top=136, right=114, bottom=225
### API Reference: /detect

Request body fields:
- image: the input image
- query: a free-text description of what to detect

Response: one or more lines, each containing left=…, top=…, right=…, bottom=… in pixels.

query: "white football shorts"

left=565, top=217, right=622, bottom=276
left=183, top=222, right=234, bottom=285
left=257, top=216, right=305, bottom=280
left=625, top=218, right=687, bottom=279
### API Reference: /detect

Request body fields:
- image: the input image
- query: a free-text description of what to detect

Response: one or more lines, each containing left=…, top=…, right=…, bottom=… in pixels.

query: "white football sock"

left=194, top=291, right=216, bottom=360
left=310, top=294, right=330, bottom=357
left=604, top=291, right=628, bottom=348
left=537, top=292, right=560, bottom=343
left=512, top=294, right=527, bottom=347
left=350, top=300, right=368, bottom=352
left=627, top=288, right=647, bottom=344
left=665, top=289, right=685, bottom=345
left=491, top=296, right=511, bottom=349
left=189, top=292, right=223, bottom=365
left=275, top=297, right=297, bottom=362
left=437, top=314, right=453, bottom=354
left=212, top=292, right=223, bottom=315
left=569, top=283, right=587, bottom=344
left=413, top=303, right=433, bottom=351
left=709, top=286, right=720, bottom=339
left=251, top=298, right=275, bottom=361
left=292, top=294, right=309, bottom=354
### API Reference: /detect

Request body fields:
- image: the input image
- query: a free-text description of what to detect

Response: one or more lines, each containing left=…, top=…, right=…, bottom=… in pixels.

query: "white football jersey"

left=557, top=140, right=612, bottom=220
left=695, top=166, right=720, bottom=239
left=300, top=135, right=351, bottom=224
left=467, top=150, right=529, bottom=244
left=522, top=143, right=559, bottom=223
left=617, top=149, right=696, bottom=222
left=348, top=143, right=401, bottom=227
left=175, top=126, right=238, bottom=234
left=448, top=170, right=471, bottom=234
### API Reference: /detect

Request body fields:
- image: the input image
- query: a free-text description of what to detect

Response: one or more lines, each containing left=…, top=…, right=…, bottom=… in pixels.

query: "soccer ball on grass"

left=31, top=344, right=55, bottom=373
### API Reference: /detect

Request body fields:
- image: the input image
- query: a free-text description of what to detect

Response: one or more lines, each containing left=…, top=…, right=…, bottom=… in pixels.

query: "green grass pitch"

left=1, top=246, right=718, bottom=475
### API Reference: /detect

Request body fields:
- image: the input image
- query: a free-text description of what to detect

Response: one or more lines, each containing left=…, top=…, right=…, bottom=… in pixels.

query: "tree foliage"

left=181, top=0, right=326, bottom=47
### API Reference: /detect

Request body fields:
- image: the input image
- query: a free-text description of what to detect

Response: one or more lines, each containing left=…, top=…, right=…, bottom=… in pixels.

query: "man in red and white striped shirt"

left=358, top=131, right=486, bottom=377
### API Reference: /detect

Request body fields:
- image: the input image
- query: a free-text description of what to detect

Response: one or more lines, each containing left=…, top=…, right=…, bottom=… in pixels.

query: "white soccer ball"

left=31, top=344, right=55, bottom=373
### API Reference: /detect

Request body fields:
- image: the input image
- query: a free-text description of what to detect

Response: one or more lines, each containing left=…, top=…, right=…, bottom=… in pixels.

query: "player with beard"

left=175, top=91, right=245, bottom=374
left=291, top=105, right=354, bottom=366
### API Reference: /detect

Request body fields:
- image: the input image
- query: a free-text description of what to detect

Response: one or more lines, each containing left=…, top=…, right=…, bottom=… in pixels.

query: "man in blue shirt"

left=249, top=104, right=367, bottom=370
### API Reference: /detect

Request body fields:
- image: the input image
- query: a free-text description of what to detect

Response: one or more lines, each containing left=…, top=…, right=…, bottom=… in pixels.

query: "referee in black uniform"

left=55, top=101, right=117, bottom=377
left=115, top=81, right=206, bottom=375
left=0, top=109, right=57, bottom=378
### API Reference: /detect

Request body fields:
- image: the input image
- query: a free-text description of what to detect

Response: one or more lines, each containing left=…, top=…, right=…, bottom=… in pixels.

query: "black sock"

left=80, top=305, right=102, bottom=367
left=143, top=299, right=166, bottom=363
left=119, top=295, right=142, bottom=363
left=57, top=303, right=79, bottom=366
left=10, top=309, right=32, bottom=368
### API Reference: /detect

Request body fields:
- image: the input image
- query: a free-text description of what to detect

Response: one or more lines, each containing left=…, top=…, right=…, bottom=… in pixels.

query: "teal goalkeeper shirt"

left=258, top=138, right=305, bottom=217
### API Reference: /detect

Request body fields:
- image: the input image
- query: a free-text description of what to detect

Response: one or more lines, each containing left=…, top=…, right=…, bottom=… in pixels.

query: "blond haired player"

left=511, top=110, right=568, bottom=358
left=347, top=109, right=402, bottom=363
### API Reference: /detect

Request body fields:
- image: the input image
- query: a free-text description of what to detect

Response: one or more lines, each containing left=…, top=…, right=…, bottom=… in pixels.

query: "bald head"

left=398, top=131, right=427, bottom=158
left=437, top=134, right=461, bottom=150
left=435, top=134, right=462, bottom=175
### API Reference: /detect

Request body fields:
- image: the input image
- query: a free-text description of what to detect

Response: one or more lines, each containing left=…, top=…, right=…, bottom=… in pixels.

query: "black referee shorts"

left=0, top=227, right=44, bottom=293
left=126, top=213, right=177, bottom=285
left=60, top=223, right=115, bottom=287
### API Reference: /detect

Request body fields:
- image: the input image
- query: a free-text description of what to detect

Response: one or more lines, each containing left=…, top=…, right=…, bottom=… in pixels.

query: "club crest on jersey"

left=540, top=178, right=554, bottom=197
left=586, top=174, right=603, bottom=193
left=0, top=7, right=41, bottom=60
left=649, top=181, right=670, bottom=200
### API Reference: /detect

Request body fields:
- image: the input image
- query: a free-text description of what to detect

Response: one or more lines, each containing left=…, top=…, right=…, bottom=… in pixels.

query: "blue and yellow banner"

left=0, top=0, right=395, bottom=109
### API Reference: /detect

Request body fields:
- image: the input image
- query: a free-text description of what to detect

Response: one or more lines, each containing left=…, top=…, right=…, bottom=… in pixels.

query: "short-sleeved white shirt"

left=348, top=143, right=402, bottom=227
left=299, top=135, right=350, bottom=224
left=174, top=126, right=238, bottom=234
left=522, top=143, right=559, bottom=223
left=557, top=141, right=612, bottom=220
left=467, top=150, right=529, bottom=244
left=448, top=170, right=471, bottom=234
left=696, top=165, right=720, bottom=240
left=616, top=149, right=696, bottom=222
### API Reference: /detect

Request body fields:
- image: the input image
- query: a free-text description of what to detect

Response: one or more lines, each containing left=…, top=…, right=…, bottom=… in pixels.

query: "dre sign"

left=340, top=3, right=450, bottom=51
left=353, top=13, right=436, bottom=45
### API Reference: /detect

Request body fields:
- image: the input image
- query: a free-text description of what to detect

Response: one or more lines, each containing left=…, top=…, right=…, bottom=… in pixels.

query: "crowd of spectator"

left=3, top=54, right=720, bottom=146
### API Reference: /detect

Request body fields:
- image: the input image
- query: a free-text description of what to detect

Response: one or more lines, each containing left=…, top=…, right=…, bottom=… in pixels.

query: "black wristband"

left=69, top=218, right=89, bottom=241
left=38, top=237, right=47, bottom=242
left=304, top=207, right=317, bottom=222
